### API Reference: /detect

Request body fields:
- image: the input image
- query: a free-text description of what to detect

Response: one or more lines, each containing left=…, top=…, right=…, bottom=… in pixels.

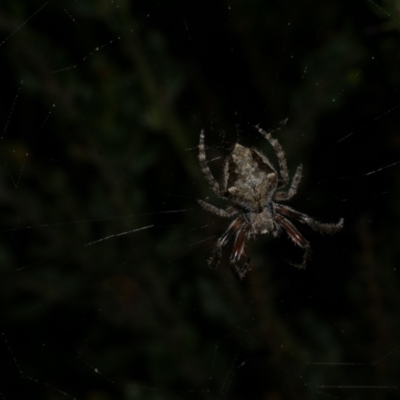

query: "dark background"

left=1, top=0, right=400, bottom=399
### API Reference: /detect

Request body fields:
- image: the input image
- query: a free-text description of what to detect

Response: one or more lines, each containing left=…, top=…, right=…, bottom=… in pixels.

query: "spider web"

left=1, top=1, right=400, bottom=399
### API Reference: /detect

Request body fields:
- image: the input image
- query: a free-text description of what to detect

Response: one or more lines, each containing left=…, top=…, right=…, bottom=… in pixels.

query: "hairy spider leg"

left=230, top=222, right=248, bottom=264
left=209, top=218, right=243, bottom=267
left=274, top=214, right=311, bottom=269
left=274, top=164, right=303, bottom=201
left=256, top=126, right=290, bottom=185
left=222, top=157, right=230, bottom=193
left=197, top=199, right=238, bottom=218
left=276, top=204, right=344, bottom=234
left=199, top=129, right=223, bottom=197
left=230, top=222, right=251, bottom=279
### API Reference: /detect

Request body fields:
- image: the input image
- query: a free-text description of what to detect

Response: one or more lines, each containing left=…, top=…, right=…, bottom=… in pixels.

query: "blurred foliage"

left=1, top=0, right=400, bottom=399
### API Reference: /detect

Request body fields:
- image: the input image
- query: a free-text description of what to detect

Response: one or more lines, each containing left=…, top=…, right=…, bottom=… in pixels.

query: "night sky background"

left=1, top=1, right=400, bottom=399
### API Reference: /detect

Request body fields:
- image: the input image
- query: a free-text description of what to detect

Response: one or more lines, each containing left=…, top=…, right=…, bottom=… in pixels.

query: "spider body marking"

left=198, top=127, right=343, bottom=279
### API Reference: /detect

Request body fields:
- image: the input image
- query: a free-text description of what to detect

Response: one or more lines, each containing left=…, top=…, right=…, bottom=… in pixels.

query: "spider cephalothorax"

left=198, top=127, right=343, bottom=279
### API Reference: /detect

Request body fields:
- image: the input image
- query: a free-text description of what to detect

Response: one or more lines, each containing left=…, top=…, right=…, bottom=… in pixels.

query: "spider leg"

left=209, top=218, right=242, bottom=268
left=230, top=222, right=248, bottom=264
left=276, top=204, right=344, bottom=234
left=256, top=126, right=289, bottom=186
left=198, top=200, right=238, bottom=218
left=230, top=223, right=251, bottom=279
left=274, top=164, right=303, bottom=201
left=199, top=129, right=222, bottom=197
left=274, top=214, right=311, bottom=269
left=221, top=157, right=230, bottom=193
left=233, top=259, right=251, bottom=280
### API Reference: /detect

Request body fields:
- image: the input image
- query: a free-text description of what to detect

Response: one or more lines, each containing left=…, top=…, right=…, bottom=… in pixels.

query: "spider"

left=198, top=127, right=343, bottom=279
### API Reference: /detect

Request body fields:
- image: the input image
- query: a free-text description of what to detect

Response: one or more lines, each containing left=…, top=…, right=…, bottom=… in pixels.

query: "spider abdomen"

left=227, top=144, right=278, bottom=209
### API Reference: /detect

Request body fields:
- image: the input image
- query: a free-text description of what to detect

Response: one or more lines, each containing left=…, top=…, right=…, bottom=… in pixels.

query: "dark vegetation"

left=0, top=0, right=400, bottom=399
